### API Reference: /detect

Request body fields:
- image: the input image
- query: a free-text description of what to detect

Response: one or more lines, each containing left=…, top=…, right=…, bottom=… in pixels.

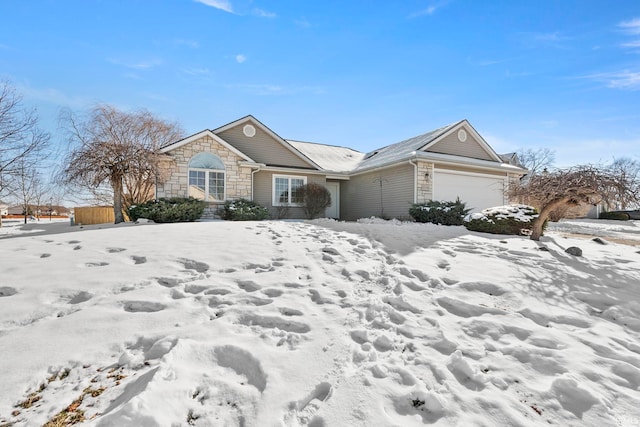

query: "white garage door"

left=433, top=169, right=506, bottom=212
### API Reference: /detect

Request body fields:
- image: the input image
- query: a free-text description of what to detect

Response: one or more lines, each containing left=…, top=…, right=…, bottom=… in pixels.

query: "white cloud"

left=182, top=68, right=211, bottom=76
left=531, top=32, right=564, bottom=42
left=409, top=6, right=437, bottom=18
left=194, top=0, right=233, bottom=13
left=587, top=70, right=640, bottom=90
left=294, top=18, right=312, bottom=29
left=408, top=2, right=449, bottom=18
left=231, top=83, right=325, bottom=96
left=174, top=39, right=199, bottom=49
left=235, top=54, right=247, bottom=63
left=17, top=84, right=91, bottom=108
left=107, top=58, right=163, bottom=70
left=253, top=8, right=276, bottom=18
left=619, top=18, right=640, bottom=51
left=619, top=18, right=640, bottom=34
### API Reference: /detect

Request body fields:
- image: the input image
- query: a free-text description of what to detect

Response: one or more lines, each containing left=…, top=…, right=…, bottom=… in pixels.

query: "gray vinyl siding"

left=341, top=163, right=414, bottom=221
left=217, top=125, right=314, bottom=169
left=253, top=170, right=326, bottom=219
left=426, top=128, right=495, bottom=161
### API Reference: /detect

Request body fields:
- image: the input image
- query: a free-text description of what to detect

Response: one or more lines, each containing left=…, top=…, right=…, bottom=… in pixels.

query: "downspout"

left=409, top=155, right=418, bottom=204
left=250, top=165, right=262, bottom=200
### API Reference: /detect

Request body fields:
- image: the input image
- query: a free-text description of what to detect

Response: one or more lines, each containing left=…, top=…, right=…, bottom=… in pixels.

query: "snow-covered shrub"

left=128, top=197, right=206, bottom=223
left=599, top=211, right=630, bottom=221
left=219, top=199, right=269, bottom=221
left=409, top=199, right=471, bottom=226
left=464, top=204, right=542, bottom=235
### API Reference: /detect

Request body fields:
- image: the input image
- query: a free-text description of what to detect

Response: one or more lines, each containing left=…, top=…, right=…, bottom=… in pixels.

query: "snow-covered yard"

left=0, top=218, right=639, bottom=426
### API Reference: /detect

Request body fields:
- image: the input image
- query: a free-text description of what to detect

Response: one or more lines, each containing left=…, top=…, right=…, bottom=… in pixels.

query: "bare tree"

left=606, top=157, right=640, bottom=210
left=517, top=148, right=555, bottom=178
left=60, top=105, right=183, bottom=223
left=13, top=158, right=46, bottom=224
left=508, top=165, right=636, bottom=241
left=0, top=82, right=50, bottom=227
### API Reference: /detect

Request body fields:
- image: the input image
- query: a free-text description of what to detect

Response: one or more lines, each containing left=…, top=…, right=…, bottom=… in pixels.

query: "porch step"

left=200, top=206, right=221, bottom=220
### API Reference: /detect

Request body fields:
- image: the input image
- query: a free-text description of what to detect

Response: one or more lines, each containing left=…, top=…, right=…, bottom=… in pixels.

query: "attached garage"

left=433, top=169, right=506, bottom=212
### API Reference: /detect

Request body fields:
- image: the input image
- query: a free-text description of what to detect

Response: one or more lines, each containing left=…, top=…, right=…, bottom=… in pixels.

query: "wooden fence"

left=73, top=206, right=118, bottom=225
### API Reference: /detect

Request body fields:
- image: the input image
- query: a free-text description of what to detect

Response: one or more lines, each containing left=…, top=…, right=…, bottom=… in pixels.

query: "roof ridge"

left=287, top=139, right=363, bottom=152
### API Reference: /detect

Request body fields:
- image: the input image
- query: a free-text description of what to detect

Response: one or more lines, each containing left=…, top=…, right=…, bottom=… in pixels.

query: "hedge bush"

left=599, top=211, right=630, bottom=221
left=219, top=198, right=269, bottom=221
left=128, top=197, right=206, bottom=223
left=464, top=204, right=542, bottom=235
left=409, top=199, right=471, bottom=226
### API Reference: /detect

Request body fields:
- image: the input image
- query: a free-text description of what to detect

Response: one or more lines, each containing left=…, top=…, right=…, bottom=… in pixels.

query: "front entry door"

left=325, top=182, right=340, bottom=219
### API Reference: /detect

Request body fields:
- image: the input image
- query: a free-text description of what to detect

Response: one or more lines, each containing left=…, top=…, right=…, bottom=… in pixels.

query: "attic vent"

left=243, top=124, right=256, bottom=137
left=457, top=129, right=467, bottom=142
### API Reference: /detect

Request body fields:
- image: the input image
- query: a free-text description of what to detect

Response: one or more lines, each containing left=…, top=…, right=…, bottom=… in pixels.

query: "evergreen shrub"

left=409, top=199, right=471, bottom=226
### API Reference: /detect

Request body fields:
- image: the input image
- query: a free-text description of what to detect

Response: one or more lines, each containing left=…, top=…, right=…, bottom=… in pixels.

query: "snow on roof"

left=286, top=140, right=365, bottom=173
left=353, top=122, right=458, bottom=172
left=164, top=118, right=525, bottom=174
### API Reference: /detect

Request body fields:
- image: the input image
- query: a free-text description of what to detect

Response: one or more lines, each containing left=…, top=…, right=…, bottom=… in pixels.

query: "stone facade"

left=416, top=161, right=434, bottom=203
left=156, top=135, right=253, bottom=208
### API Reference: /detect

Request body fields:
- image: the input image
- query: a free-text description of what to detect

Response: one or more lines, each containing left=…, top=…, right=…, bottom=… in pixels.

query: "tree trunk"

left=531, top=198, right=569, bottom=241
left=112, top=173, right=125, bottom=224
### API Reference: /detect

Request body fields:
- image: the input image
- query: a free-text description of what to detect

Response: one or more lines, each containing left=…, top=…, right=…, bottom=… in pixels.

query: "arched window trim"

left=188, top=153, right=226, bottom=202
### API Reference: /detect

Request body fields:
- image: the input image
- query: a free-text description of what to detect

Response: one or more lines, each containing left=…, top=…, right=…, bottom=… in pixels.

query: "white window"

left=273, top=175, right=307, bottom=206
left=188, top=153, right=226, bottom=201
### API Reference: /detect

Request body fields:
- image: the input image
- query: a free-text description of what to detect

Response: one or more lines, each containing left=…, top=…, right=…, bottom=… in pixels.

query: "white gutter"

left=352, top=152, right=526, bottom=177
left=248, top=163, right=265, bottom=200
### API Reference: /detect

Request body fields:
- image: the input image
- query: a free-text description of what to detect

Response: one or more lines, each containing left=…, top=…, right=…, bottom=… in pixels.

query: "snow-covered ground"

left=0, top=217, right=639, bottom=426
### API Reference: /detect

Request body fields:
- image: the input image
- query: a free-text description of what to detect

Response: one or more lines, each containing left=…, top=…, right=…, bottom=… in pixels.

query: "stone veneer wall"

left=416, top=162, right=434, bottom=203
left=157, top=135, right=253, bottom=203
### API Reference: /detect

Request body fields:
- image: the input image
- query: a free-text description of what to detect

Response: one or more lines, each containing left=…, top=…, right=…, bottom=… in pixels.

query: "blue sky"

left=1, top=0, right=639, bottom=167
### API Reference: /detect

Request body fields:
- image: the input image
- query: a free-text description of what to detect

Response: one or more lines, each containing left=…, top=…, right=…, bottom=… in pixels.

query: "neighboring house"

left=158, top=115, right=527, bottom=220
left=7, top=205, right=24, bottom=215
left=5, top=204, right=68, bottom=217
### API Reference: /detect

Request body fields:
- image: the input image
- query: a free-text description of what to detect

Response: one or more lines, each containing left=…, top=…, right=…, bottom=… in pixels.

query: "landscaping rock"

left=565, top=246, right=583, bottom=257
left=592, top=237, right=608, bottom=245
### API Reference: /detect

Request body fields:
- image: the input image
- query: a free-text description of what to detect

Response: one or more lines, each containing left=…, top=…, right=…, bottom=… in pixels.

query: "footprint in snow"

left=262, top=288, right=283, bottom=298
left=237, top=280, right=261, bottom=292
left=236, top=313, right=310, bottom=333
left=180, top=258, right=209, bottom=273
left=131, top=255, right=146, bottom=265
left=68, top=291, right=92, bottom=304
left=309, top=289, right=334, bottom=305
left=285, top=382, right=332, bottom=426
left=107, top=247, right=126, bottom=253
left=437, top=260, right=450, bottom=270
left=184, top=284, right=209, bottom=294
left=279, top=307, right=303, bottom=317
left=157, top=277, right=184, bottom=288
left=123, top=301, right=166, bottom=313
left=0, top=286, right=18, bottom=297
left=242, top=296, right=273, bottom=306
left=205, top=288, right=232, bottom=295
left=85, top=262, right=109, bottom=267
